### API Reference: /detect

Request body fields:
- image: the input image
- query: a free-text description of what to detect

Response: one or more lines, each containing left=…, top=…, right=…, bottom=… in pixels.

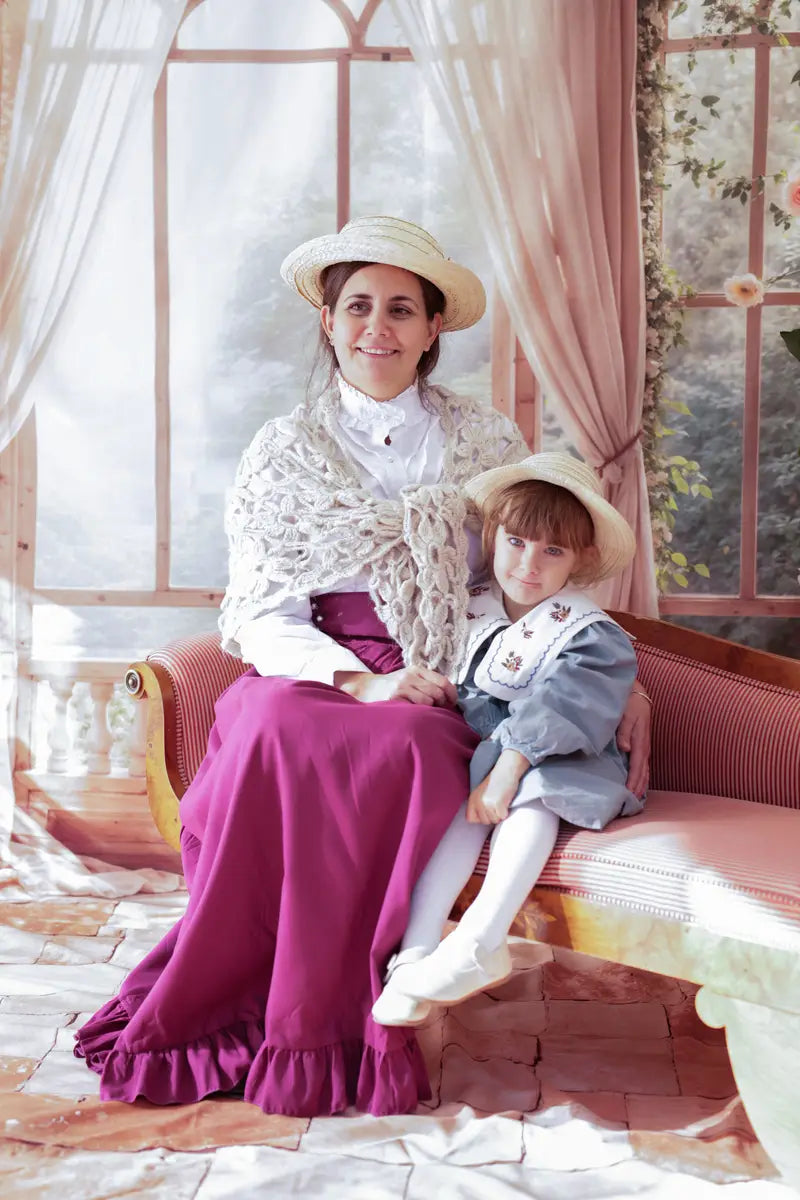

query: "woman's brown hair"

left=481, top=479, right=599, bottom=586
left=310, top=261, right=446, bottom=393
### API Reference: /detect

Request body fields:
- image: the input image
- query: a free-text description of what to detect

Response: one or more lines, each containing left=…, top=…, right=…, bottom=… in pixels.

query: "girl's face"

left=321, top=263, right=441, bottom=401
left=493, top=525, right=580, bottom=621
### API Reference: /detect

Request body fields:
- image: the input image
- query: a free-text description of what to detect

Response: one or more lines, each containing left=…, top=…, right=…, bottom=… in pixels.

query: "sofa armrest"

left=126, top=632, right=249, bottom=851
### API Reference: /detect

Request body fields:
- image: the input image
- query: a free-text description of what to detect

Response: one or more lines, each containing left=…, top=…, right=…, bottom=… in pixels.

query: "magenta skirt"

left=74, top=594, right=478, bottom=1116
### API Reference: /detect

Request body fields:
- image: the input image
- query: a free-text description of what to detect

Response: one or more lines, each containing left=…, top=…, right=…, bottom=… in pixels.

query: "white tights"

left=399, top=787, right=560, bottom=957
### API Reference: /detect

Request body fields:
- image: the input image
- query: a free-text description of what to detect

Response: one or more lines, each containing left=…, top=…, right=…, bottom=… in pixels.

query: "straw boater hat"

left=465, top=452, right=637, bottom=582
left=280, top=215, right=486, bottom=332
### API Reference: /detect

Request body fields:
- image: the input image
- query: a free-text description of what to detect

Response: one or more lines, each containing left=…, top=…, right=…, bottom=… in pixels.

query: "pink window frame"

left=659, top=13, right=800, bottom=620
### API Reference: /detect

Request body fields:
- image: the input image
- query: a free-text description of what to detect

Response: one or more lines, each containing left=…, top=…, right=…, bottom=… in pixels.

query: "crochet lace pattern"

left=219, top=385, right=528, bottom=676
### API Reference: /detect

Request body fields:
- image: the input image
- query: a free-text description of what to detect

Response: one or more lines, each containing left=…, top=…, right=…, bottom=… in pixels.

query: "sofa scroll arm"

left=125, top=660, right=186, bottom=853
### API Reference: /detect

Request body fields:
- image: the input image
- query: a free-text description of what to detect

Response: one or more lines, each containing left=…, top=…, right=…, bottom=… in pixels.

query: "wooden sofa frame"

left=125, top=612, right=800, bottom=1187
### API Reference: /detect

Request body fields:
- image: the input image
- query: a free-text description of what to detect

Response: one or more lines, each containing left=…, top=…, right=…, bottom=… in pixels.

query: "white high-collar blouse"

left=235, top=375, right=484, bottom=682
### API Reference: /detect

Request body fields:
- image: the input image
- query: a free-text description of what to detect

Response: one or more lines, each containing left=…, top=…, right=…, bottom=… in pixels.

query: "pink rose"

left=784, top=167, right=800, bottom=216
left=723, top=273, right=764, bottom=308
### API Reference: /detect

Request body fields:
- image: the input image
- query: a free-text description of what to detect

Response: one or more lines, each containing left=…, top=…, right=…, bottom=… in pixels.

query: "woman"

left=75, top=216, right=650, bottom=1117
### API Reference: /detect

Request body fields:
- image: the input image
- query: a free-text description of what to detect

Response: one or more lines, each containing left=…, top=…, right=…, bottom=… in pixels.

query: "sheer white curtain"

left=0, top=0, right=185, bottom=896
left=0, top=0, right=185, bottom=451
left=393, top=0, right=658, bottom=614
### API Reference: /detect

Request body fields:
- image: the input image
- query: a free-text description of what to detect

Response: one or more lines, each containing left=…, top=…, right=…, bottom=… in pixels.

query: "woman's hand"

left=466, top=749, right=529, bottom=824
left=334, top=666, right=457, bottom=707
left=616, top=683, right=651, bottom=798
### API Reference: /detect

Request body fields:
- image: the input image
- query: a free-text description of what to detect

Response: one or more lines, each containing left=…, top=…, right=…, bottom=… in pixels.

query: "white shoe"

left=371, top=949, right=433, bottom=1027
left=393, top=931, right=512, bottom=1005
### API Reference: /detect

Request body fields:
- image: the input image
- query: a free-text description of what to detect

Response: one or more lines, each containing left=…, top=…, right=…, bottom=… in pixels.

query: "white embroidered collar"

left=456, top=583, right=619, bottom=696
left=336, top=373, right=426, bottom=436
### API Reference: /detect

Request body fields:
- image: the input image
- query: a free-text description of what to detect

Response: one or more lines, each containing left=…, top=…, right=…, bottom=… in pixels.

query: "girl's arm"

left=468, top=623, right=638, bottom=820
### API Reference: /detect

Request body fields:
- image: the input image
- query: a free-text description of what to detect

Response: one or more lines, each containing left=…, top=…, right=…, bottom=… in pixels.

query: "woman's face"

left=321, top=263, right=442, bottom=401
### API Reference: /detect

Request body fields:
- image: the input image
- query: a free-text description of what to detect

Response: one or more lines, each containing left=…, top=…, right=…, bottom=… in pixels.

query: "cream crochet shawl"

left=219, top=384, right=528, bottom=675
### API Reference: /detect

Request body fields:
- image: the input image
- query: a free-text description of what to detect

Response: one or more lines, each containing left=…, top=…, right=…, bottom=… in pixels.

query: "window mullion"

left=740, top=38, right=771, bottom=601
left=153, top=65, right=171, bottom=593
left=337, top=53, right=351, bottom=230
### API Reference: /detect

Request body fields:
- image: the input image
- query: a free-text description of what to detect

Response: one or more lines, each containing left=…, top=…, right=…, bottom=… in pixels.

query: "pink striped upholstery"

left=633, top=643, right=800, bottom=809
left=475, top=791, right=800, bottom=949
left=148, top=633, right=248, bottom=791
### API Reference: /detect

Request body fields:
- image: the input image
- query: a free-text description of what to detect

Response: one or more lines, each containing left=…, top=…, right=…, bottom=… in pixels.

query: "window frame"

left=28, top=0, right=537, bottom=620
left=659, top=13, right=800, bottom=619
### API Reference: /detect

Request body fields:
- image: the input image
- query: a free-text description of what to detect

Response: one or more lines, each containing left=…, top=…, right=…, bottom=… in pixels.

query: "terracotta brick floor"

left=0, top=896, right=795, bottom=1199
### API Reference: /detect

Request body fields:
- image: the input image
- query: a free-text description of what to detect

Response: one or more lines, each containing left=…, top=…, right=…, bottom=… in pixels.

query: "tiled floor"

left=0, top=894, right=796, bottom=1199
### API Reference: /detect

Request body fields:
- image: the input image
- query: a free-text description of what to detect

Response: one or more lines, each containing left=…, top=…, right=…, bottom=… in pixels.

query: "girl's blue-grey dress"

left=455, top=582, right=644, bottom=830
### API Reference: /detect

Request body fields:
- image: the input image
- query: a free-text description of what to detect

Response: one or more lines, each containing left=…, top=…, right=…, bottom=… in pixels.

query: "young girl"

left=372, top=451, right=643, bottom=1026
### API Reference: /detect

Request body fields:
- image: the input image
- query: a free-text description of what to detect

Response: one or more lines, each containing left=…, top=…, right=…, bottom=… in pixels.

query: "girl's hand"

left=334, top=667, right=458, bottom=707
left=616, top=683, right=651, bottom=798
left=466, top=749, right=530, bottom=824
left=466, top=775, right=514, bottom=824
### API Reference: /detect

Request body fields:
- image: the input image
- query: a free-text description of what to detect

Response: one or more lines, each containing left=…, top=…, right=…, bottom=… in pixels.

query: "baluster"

left=46, top=679, right=75, bottom=772
left=128, top=697, right=147, bottom=777
left=87, top=681, right=114, bottom=774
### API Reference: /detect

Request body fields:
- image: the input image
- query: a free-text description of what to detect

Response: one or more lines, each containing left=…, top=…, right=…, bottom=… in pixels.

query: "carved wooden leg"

left=696, top=987, right=800, bottom=1188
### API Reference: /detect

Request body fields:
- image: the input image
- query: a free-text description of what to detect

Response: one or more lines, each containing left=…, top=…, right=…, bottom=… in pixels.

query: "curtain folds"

left=392, top=0, right=658, bottom=614
left=0, top=0, right=184, bottom=894
left=0, top=0, right=185, bottom=453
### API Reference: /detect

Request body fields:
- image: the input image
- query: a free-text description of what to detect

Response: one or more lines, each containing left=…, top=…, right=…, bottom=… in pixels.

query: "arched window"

left=26, top=0, right=518, bottom=663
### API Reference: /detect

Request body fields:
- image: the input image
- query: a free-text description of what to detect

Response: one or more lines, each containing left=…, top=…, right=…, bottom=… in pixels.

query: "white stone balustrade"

left=28, top=660, right=145, bottom=778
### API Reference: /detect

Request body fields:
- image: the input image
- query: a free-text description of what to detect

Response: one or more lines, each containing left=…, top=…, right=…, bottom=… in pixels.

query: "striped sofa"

left=126, top=613, right=800, bottom=1186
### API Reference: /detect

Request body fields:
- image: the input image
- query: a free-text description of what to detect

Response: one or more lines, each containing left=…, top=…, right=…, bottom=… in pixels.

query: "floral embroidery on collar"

left=549, top=601, right=572, bottom=623
left=501, top=651, right=523, bottom=672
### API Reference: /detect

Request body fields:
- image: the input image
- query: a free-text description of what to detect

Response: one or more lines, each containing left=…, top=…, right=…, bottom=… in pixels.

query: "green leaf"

left=671, top=467, right=690, bottom=494
left=668, top=455, right=688, bottom=465
left=673, top=571, right=689, bottom=588
left=780, top=329, right=800, bottom=363
left=670, top=551, right=688, bottom=566
left=697, top=484, right=713, bottom=499
left=664, top=399, right=692, bottom=415
left=701, top=95, right=720, bottom=107
left=694, top=563, right=711, bottom=578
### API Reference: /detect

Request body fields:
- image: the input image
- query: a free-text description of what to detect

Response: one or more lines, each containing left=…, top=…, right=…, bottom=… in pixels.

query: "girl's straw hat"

left=465, top=452, right=637, bottom=581
left=280, top=215, right=486, bottom=331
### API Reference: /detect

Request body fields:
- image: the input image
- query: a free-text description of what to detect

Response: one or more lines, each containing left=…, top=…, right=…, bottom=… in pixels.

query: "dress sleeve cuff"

left=295, top=643, right=369, bottom=686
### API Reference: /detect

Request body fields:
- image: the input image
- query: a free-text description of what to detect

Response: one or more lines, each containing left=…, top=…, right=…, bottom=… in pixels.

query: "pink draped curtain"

left=392, top=0, right=658, bottom=614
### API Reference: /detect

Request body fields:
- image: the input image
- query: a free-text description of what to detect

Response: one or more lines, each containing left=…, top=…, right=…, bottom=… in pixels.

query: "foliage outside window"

left=636, top=0, right=800, bottom=653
